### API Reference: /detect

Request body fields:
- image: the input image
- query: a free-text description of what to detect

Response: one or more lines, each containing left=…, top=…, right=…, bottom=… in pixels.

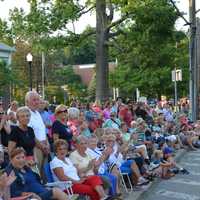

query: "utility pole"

left=42, top=52, right=45, bottom=99
left=196, top=18, right=200, bottom=119
left=189, top=0, right=197, bottom=121
left=174, top=67, right=178, bottom=110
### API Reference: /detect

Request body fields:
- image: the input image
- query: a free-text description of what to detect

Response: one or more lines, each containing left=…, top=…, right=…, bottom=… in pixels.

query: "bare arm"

left=3, top=123, right=11, bottom=134
left=8, top=141, right=16, bottom=156
left=53, top=167, right=77, bottom=183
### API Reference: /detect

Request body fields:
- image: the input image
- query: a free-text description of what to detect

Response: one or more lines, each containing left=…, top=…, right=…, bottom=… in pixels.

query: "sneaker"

left=137, top=177, right=149, bottom=186
left=132, top=185, right=144, bottom=191
left=180, top=168, right=190, bottom=175
left=148, top=163, right=160, bottom=171
left=101, top=195, right=116, bottom=200
left=133, top=185, right=149, bottom=191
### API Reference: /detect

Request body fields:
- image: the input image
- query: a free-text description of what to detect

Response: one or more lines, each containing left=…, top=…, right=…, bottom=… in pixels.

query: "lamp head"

left=26, top=53, right=33, bottom=62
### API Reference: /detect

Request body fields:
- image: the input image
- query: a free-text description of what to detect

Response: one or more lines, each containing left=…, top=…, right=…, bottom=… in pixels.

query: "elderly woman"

left=5, top=148, right=68, bottom=200
left=52, top=105, right=73, bottom=150
left=8, top=107, right=36, bottom=167
left=50, top=139, right=112, bottom=200
left=69, top=136, right=114, bottom=200
left=67, top=107, right=80, bottom=136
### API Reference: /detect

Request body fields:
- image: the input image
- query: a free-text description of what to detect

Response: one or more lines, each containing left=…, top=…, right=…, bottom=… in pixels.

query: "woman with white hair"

left=67, top=107, right=80, bottom=136
left=8, top=107, right=36, bottom=167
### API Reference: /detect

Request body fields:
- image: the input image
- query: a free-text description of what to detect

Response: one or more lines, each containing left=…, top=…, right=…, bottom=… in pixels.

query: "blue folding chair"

left=44, top=162, right=54, bottom=183
left=43, top=163, right=74, bottom=198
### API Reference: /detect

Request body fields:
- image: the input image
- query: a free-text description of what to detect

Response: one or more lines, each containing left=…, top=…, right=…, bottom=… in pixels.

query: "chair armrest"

left=45, top=181, right=73, bottom=188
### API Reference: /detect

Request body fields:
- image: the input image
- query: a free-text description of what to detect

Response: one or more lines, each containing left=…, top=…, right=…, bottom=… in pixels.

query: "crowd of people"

left=0, top=91, right=198, bottom=200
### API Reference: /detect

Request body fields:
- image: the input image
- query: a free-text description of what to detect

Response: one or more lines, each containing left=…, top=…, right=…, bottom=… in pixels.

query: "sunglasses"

left=57, top=110, right=68, bottom=114
left=0, top=112, right=4, bottom=115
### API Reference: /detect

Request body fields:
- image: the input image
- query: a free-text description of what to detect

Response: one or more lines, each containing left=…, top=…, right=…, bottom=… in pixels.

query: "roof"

left=0, top=42, right=15, bottom=52
left=73, top=62, right=116, bottom=86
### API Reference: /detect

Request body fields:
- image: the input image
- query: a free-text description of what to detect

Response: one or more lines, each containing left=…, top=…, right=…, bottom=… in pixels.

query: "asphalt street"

left=125, top=149, right=200, bottom=200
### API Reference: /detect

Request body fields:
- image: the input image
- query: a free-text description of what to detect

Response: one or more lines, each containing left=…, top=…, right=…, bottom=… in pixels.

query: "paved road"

left=125, top=149, right=200, bottom=200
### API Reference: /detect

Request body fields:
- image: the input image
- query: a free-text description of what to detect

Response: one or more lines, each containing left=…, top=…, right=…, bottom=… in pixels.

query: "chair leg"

left=120, top=173, right=133, bottom=193
left=126, top=175, right=133, bottom=191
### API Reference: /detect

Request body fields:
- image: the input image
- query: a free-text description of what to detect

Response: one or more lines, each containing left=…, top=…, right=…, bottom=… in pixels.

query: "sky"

left=0, top=0, right=200, bottom=33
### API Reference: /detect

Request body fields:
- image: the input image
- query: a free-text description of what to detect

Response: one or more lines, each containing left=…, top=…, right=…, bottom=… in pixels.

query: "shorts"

left=39, top=189, right=53, bottom=200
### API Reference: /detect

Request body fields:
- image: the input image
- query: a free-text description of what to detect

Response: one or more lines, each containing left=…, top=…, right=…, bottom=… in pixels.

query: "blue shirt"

left=6, top=165, right=49, bottom=198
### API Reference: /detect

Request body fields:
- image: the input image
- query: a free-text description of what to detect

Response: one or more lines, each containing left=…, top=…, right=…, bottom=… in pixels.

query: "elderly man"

left=25, top=91, right=50, bottom=180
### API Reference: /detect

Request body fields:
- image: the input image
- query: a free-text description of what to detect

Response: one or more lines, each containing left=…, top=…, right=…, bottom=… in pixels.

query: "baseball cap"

left=163, top=147, right=173, bottom=154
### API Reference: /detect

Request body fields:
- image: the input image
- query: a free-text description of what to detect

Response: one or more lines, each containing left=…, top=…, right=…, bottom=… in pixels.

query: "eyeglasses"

left=57, top=110, right=68, bottom=114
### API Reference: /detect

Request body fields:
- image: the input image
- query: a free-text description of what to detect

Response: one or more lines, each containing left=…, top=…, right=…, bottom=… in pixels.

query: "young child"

left=152, top=148, right=175, bottom=179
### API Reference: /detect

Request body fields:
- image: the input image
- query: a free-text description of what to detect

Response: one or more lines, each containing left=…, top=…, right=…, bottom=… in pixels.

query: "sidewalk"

left=124, top=149, right=186, bottom=200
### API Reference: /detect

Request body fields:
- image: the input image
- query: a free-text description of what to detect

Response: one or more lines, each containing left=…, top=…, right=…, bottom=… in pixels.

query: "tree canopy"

left=0, top=0, right=190, bottom=102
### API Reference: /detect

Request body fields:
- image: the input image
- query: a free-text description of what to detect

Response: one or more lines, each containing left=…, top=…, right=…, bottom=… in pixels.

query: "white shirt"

left=50, top=156, right=80, bottom=190
left=28, top=110, right=47, bottom=141
left=163, top=108, right=173, bottom=122
left=108, top=144, right=124, bottom=168
left=86, top=148, right=107, bottom=174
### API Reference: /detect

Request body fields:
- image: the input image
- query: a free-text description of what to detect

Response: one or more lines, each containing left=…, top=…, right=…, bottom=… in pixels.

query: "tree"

left=7, top=0, right=184, bottom=101
left=48, top=65, right=87, bottom=101
left=0, top=19, right=13, bottom=44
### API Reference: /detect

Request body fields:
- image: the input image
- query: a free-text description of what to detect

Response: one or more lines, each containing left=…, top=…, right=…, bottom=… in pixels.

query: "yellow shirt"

left=69, top=150, right=94, bottom=176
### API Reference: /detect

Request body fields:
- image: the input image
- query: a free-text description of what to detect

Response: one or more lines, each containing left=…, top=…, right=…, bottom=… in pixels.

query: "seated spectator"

left=118, top=105, right=133, bottom=128
left=52, top=105, right=73, bottom=150
left=129, top=121, right=137, bottom=134
left=161, top=147, right=177, bottom=179
left=8, top=107, right=36, bottom=168
left=104, top=134, right=149, bottom=186
left=103, top=101, right=111, bottom=120
left=135, top=118, right=154, bottom=158
left=92, top=100, right=102, bottom=114
left=86, top=136, right=121, bottom=196
left=67, top=107, right=80, bottom=136
left=6, top=148, right=68, bottom=200
left=80, top=121, right=92, bottom=138
left=179, top=124, right=198, bottom=150
left=103, top=112, right=121, bottom=129
left=69, top=136, right=113, bottom=199
left=50, top=139, right=112, bottom=200
left=151, top=150, right=169, bottom=178
left=120, top=123, right=131, bottom=143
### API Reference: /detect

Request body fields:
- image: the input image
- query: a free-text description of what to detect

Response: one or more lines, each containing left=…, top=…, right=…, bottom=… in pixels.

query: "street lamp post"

left=26, top=53, right=33, bottom=91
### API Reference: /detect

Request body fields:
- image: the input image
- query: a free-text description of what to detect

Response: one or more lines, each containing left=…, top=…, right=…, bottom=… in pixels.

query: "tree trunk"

left=96, top=0, right=110, bottom=101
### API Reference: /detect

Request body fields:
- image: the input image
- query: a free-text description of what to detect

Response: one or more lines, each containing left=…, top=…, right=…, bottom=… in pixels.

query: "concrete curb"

left=124, top=149, right=187, bottom=200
